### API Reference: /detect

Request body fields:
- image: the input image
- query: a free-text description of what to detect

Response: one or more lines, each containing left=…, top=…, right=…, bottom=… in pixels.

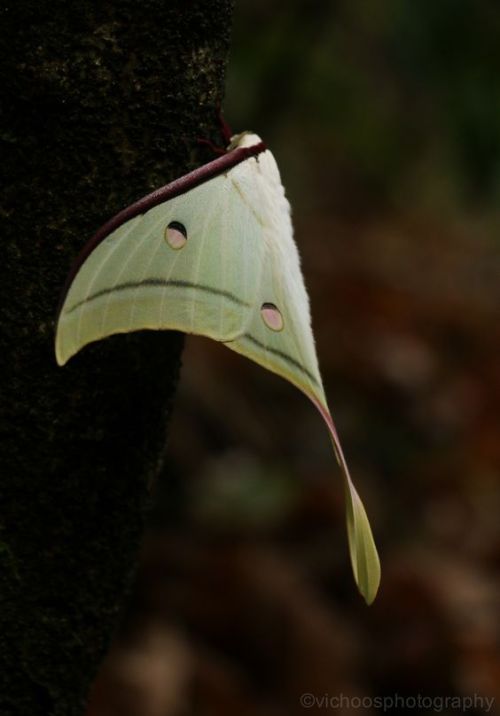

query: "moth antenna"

left=196, top=137, right=226, bottom=155
left=218, top=109, right=233, bottom=145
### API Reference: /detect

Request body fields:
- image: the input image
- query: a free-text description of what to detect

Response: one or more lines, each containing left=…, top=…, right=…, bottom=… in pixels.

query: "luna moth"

left=55, top=131, right=381, bottom=604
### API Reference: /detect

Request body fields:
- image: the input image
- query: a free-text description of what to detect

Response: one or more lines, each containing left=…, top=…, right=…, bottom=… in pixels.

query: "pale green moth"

left=55, top=132, right=381, bottom=604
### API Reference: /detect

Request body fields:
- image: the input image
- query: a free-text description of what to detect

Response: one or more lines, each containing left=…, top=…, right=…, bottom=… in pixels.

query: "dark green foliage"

left=227, top=0, right=500, bottom=210
left=0, top=1, right=234, bottom=713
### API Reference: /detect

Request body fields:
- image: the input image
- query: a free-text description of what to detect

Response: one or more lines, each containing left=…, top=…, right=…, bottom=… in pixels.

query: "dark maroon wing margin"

left=56, top=141, right=267, bottom=318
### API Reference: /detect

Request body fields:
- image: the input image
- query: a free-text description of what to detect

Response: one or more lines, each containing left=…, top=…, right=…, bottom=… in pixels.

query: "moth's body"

left=56, top=132, right=380, bottom=604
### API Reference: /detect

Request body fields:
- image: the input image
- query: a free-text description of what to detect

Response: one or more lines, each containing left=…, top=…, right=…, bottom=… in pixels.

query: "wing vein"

left=189, top=186, right=220, bottom=333
left=126, top=222, right=167, bottom=331
left=74, top=216, right=141, bottom=350
left=99, top=212, right=167, bottom=335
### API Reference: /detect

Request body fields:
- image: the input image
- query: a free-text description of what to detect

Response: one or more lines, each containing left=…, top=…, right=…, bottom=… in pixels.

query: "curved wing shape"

left=56, top=173, right=266, bottom=366
left=226, top=138, right=380, bottom=604
left=55, top=133, right=380, bottom=603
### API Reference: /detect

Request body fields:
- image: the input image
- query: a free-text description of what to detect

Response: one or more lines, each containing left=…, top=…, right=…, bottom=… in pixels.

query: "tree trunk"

left=0, top=1, right=234, bottom=714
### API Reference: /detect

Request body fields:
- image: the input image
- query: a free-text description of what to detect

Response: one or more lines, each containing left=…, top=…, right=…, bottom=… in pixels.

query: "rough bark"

left=0, top=1, right=234, bottom=714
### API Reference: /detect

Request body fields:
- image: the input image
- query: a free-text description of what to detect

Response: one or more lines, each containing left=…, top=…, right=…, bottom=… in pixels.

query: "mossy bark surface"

left=0, top=2, right=234, bottom=714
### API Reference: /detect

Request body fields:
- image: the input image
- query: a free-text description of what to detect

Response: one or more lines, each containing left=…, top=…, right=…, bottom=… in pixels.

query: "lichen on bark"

left=0, top=1, right=235, bottom=713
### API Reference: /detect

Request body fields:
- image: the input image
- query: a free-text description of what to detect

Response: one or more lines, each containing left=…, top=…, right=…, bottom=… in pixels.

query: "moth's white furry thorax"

left=228, top=131, right=263, bottom=150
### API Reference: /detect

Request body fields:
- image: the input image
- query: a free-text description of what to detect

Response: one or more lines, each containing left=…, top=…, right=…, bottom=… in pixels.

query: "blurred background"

left=87, top=1, right=500, bottom=714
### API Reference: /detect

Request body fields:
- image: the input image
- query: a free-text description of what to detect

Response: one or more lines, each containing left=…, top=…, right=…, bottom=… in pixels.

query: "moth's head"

left=227, top=131, right=263, bottom=151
